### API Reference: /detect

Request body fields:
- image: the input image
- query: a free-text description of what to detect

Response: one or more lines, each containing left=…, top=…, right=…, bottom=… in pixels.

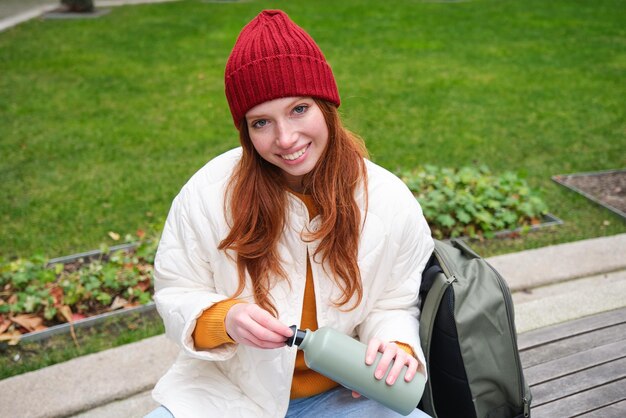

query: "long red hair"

left=218, top=99, right=369, bottom=316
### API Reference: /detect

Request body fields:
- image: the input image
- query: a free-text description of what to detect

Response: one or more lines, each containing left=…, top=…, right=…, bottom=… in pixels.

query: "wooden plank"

left=520, top=322, right=626, bottom=368
left=518, top=307, right=626, bottom=351
left=530, top=356, right=626, bottom=406
left=577, top=400, right=626, bottom=417
left=532, top=378, right=626, bottom=418
left=524, top=340, right=626, bottom=385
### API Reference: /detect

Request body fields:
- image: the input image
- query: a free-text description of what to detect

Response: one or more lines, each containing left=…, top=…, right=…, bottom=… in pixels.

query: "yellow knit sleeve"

left=394, top=341, right=415, bottom=357
left=192, top=299, right=246, bottom=349
left=394, top=341, right=427, bottom=375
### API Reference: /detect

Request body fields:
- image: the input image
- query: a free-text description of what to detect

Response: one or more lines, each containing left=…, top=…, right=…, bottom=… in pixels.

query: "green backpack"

left=418, top=239, right=532, bottom=418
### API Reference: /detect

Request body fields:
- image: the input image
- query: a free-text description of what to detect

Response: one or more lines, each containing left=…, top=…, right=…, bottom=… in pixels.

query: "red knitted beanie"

left=225, top=10, right=340, bottom=127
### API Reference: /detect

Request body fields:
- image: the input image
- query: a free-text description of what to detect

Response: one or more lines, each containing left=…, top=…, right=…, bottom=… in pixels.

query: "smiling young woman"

left=148, top=9, right=434, bottom=418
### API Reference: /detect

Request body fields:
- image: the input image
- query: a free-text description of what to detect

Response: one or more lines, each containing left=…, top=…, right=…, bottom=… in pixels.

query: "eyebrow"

left=246, top=97, right=310, bottom=121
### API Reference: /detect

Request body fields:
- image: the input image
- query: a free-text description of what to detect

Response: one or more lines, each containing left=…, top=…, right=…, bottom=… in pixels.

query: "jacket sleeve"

left=153, top=184, right=238, bottom=361
left=356, top=196, right=434, bottom=375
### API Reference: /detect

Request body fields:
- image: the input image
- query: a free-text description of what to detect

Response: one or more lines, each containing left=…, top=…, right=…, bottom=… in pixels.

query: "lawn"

left=1, top=0, right=625, bottom=261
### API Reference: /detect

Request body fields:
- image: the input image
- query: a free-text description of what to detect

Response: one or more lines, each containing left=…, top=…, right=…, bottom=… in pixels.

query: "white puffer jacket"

left=152, top=148, right=434, bottom=417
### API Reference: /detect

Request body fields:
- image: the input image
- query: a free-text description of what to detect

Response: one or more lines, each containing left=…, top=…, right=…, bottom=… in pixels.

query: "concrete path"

left=0, top=0, right=180, bottom=33
left=0, top=233, right=624, bottom=417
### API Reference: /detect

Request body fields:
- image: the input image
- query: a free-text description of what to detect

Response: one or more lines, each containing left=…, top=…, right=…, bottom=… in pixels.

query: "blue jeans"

left=286, top=387, right=431, bottom=417
left=144, top=406, right=174, bottom=418
left=145, top=387, right=431, bottom=417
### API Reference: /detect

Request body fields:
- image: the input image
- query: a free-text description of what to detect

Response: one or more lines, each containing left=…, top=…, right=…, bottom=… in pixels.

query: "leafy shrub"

left=0, top=229, right=159, bottom=338
left=399, top=165, right=549, bottom=239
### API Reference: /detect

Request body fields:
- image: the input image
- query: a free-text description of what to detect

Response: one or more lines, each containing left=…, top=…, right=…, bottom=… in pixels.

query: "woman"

left=149, top=9, right=434, bottom=418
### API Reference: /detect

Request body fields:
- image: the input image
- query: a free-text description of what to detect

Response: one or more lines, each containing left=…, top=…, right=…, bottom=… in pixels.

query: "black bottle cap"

left=285, top=325, right=307, bottom=347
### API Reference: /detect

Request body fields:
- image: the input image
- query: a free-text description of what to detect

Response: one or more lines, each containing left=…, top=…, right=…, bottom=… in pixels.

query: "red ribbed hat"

left=225, top=10, right=340, bottom=127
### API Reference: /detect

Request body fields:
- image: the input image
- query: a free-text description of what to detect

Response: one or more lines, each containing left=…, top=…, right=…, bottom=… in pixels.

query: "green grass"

left=1, top=0, right=625, bottom=261
left=0, top=307, right=164, bottom=379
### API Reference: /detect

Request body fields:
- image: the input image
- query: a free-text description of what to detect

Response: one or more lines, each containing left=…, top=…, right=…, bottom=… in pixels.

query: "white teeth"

left=281, top=146, right=307, bottom=161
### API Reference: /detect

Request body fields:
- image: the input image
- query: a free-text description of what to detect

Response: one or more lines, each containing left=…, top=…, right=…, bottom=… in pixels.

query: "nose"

left=275, top=120, right=297, bottom=149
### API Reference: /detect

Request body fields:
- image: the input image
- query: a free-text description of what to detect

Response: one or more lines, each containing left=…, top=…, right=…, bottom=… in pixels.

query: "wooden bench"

left=518, top=307, right=626, bottom=417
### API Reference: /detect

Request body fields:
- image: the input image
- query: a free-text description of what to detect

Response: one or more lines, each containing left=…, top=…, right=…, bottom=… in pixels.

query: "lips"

left=280, top=144, right=309, bottom=161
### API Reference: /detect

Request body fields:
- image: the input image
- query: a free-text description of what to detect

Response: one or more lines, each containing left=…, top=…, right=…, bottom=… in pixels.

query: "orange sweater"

left=192, top=193, right=415, bottom=399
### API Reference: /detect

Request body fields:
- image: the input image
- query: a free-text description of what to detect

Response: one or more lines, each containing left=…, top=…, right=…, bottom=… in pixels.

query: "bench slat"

left=524, top=340, right=626, bottom=385
left=532, top=378, right=626, bottom=418
left=576, top=400, right=626, bottom=417
left=518, top=307, right=626, bottom=351
left=520, top=322, right=626, bottom=368
left=530, top=356, right=626, bottom=406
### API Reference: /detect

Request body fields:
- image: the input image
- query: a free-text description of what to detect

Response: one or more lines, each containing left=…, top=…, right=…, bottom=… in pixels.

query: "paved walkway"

left=0, top=0, right=180, bottom=32
left=1, top=233, right=624, bottom=417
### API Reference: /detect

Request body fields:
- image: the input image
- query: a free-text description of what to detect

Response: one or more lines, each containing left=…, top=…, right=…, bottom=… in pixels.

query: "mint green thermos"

left=285, top=326, right=426, bottom=416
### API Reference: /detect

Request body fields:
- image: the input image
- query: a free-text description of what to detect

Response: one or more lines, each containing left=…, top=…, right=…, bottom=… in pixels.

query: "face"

left=245, top=97, right=329, bottom=192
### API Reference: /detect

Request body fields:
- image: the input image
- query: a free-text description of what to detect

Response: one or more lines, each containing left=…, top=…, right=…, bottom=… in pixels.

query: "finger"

left=375, top=343, right=398, bottom=381
left=386, top=351, right=410, bottom=385
left=352, top=391, right=361, bottom=399
left=248, top=306, right=293, bottom=341
left=403, top=357, right=419, bottom=382
left=238, top=327, right=288, bottom=349
left=225, top=304, right=287, bottom=347
left=231, top=306, right=284, bottom=344
left=365, top=338, right=383, bottom=365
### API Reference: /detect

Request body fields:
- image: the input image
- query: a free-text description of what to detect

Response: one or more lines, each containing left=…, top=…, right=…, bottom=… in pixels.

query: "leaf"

left=110, top=296, right=129, bottom=311
left=0, top=316, right=11, bottom=334
left=136, top=279, right=151, bottom=292
left=57, top=305, right=80, bottom=348
left=455, top=209, right=472, bottom=224
left=10, top=314, right=46, bottom=332
left=54, top=263, right=64, bottom=275
left=58, top=305, right=74, bottom=323
left=49, top=286, right=64, bottom=306
left=72, top=313, right=87, bottom=321
left=435, top=214, right=456, bottom=228
left=0, top=329, right=21, bottom=345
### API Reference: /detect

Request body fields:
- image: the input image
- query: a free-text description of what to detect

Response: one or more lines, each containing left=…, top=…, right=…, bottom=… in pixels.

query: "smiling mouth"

left=280, top=144, right=309, bottom=161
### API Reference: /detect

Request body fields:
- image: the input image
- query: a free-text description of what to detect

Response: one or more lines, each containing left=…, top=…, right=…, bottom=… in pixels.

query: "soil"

left=554, top=170, right=626, bottom=217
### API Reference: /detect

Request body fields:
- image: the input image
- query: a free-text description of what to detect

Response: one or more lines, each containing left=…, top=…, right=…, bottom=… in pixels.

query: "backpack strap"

left=418, top=254, right=443, bottom=309
left=419, top=257, right=455, bottom=418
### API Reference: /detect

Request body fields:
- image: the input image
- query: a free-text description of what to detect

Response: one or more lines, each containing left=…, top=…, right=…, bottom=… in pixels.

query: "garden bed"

left=0, top=236, right=157, bottom=345
left=553, top=169, right=626, bottom=220
left=0, top=240, right=162, bottom=380
left=474, top=212, right=562, bottom=239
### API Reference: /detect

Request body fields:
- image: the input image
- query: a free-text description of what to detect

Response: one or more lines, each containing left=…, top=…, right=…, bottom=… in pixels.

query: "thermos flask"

left=285, top=325, right=426, bottom=416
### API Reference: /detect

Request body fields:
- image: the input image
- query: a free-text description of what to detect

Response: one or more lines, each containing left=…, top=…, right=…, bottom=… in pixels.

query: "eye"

left=251, top=119, right=268, bottom=129
left=293, top=104, right=308, bottom=115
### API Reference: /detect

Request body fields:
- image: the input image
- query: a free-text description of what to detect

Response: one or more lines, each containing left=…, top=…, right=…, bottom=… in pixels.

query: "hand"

left=351, top=338, right=420, bottom=399
left=224, top=303, right=293, bottom=349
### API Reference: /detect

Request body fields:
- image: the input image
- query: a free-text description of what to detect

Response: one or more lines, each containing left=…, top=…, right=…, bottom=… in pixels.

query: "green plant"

left=0, top=229, right=159, bottom=342
left=400, top=165, right=549, bottom=239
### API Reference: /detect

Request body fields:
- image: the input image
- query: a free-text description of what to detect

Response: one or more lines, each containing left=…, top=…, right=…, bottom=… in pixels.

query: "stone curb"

left=487, top=233, right=626, bottom=291
left=0, top=334, right=178, bottom=418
